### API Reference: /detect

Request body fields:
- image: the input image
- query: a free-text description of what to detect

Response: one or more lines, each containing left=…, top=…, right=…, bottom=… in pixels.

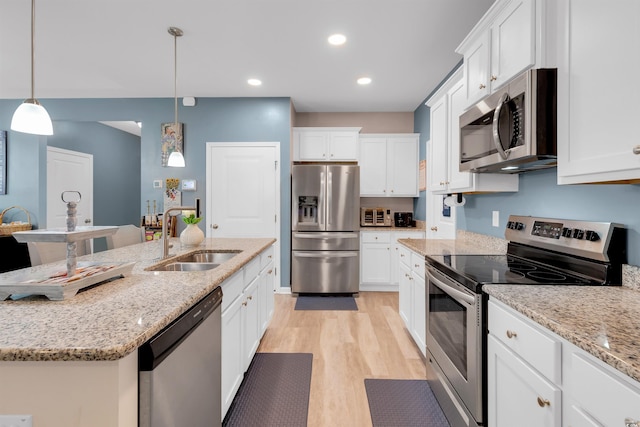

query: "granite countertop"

left=0, top=237, right=275, bottom=362
left=483, top=285, right=640, bottom=384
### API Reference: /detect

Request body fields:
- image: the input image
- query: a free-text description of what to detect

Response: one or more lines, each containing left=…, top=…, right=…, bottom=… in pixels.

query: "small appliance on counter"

left=360, top=207, right=392, bottom=227
left=393, top=212, right=414, bottom=227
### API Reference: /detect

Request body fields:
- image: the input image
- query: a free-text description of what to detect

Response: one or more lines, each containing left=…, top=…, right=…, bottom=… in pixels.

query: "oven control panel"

left=505, top=215, right=625, bottom=263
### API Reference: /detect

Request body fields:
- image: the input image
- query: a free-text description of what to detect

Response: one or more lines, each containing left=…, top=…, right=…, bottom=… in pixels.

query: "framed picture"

left=0, top=131, right=6, bottom=195
left=161, top=122, right=183, bottom=167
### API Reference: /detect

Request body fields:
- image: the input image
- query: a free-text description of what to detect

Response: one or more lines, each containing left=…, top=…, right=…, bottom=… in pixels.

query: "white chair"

left=27, top=241, right=91, bottom=266
left=106, top=224, right=144, bottom=250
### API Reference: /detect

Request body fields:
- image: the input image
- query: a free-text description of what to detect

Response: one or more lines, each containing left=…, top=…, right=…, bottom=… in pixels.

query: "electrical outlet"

left=492, top=211, right=500, bottom=227
left=0, top=415, right=32, bottom=427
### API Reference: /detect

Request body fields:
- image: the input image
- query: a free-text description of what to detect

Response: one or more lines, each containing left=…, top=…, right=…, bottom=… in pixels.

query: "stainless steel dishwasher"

left=139, top=286, right=222, bottom=427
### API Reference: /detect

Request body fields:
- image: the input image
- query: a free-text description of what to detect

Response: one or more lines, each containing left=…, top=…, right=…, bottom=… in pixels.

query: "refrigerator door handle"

left=327, top=171, right=332, bottom=226
left=293, top=232, right=359, bottom=239
left=319, top=170, right=325, bottom=227
left=293, top=251, right=359, bottom=258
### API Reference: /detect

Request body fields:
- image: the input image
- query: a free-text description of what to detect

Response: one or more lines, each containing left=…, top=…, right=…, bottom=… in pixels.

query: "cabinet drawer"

left=361, top=232, right=391, bottom=244
left=570, top=352, right=640, bottom=426
left=398, top=245, right=412, bottom=266
left=488, top=300, right=561, bottom=383
left=260, top=245, right=274, bottom=270
left=244, top=257, right=261, bottom=285
left=221, top=270, right=244, bottom=313
left=410, top=252, right=425, bottom=276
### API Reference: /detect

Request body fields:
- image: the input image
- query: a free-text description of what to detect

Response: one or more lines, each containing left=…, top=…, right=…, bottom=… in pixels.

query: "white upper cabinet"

left=457, top=0, right=550, bottom=108
left=556, top=0, right=640, bottom=184
left=360, top=134, right=419, bottom=197
left=426, top=68, right=518, bottom=195
left=293, top=127, right=360, bottom=161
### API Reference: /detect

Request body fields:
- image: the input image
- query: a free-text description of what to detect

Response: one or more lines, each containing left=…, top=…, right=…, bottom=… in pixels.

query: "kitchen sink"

left=155, top=262, right=220, bottom=272
left=145, top=250, right=240, bottom=272
left=176, top=250, right=240, bottom=264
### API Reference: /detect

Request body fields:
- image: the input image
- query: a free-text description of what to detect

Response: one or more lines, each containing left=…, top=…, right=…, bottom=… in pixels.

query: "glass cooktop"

left=426, top=254, right=597, bottom=293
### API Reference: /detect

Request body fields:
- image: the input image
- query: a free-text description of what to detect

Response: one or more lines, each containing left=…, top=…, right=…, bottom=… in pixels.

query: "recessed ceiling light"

left=357, top=77, right=372, bottom=85
left=328, top=34, right=347, bottom=46
left=248, top=78, right=262, bottom=86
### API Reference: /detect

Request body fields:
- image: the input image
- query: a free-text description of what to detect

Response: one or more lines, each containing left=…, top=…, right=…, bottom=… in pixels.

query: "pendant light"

left=11, top=0, right=53, bottom=136
left=167, top=26, right=185, bottom=167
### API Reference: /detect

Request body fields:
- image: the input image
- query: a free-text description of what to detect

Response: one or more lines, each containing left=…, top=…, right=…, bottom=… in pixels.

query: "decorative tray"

left=12, top=226, right=118, bottom=243
left=0, top=262, right=135, bottom=301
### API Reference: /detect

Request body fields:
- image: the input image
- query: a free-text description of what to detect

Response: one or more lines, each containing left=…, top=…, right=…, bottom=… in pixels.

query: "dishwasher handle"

left=139, top=286, right=222, bottom=371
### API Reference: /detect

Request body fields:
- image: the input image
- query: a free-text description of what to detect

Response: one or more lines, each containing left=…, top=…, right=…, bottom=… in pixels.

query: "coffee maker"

left=394, top=212, right=414, bottom=227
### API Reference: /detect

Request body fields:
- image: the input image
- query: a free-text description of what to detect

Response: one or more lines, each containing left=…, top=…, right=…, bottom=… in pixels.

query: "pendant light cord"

left=173, top=30, right=178, bottom=127
left=30, top=0, right=36, bottom=100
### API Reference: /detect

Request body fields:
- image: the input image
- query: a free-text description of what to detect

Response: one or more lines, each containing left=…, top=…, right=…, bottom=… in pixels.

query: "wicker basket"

left=0, top=206, right=32, bottom=235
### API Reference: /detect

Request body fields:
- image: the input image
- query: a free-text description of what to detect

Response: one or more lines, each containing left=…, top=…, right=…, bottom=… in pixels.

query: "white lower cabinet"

left=221, top=245, right=275, bottom=420
left=360, top=230, right=424, bottom=291
left=489, top=298, right=640, bottom=427
left=398, top=244, right=426, bottom=357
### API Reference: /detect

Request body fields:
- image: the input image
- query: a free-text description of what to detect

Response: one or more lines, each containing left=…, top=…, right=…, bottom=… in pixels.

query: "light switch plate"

left=492, top=211, right=500, bottom=227
left=0, top=415, right=33, bottom=427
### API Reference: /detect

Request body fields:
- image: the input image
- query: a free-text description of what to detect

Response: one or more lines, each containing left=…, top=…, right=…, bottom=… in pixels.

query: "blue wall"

left=0, top=97, right=293, bottom=285
left=458, top=169, right=640, bottom=266
left=413, top=101, right=430, bottom=221
left=47, top=121, right=142, bottom=252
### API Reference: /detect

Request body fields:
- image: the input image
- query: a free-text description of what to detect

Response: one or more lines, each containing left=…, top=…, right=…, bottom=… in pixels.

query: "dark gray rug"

left=223, top=353, right=312, bottom=427
left=294, top=295, right=358, bottom=311
left=365, top=379, right=450, bottom=427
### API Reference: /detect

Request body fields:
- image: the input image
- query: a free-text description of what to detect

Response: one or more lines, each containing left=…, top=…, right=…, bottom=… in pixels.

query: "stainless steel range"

left=425, top=215, right=627, bottom=427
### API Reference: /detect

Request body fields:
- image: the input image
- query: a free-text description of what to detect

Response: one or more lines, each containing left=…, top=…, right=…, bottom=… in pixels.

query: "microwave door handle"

left=492, top=92, right=511, bottom=160
left=426, top=268, right=475, bottom=306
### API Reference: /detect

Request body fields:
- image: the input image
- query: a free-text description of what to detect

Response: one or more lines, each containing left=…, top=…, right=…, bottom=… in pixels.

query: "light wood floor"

left=257, top=292, right=427, bottom=427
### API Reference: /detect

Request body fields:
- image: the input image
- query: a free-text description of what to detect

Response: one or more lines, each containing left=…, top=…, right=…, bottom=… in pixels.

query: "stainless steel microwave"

left=459, top=68, right=557, bottom=173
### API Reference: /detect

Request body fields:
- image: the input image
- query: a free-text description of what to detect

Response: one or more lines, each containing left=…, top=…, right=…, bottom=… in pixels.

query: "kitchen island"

left=0, top=237, right=275, bottom=427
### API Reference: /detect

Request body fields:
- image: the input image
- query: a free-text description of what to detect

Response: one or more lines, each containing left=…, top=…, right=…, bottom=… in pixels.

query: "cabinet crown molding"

left=455, top=0, right=513, bottom=54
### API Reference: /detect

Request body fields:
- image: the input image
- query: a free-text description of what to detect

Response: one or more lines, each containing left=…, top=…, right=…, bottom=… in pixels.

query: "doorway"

left=206, top=142, right=281, bottom=290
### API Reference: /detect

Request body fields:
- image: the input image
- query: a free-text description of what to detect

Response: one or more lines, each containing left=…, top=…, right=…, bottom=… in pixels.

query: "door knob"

left=536, top=397, right=550, bottom=407
left=84, top=218, right=92, bottom=224
left=211, top=224, right=219, bottom=229
left=633, top=145, right=640, bottom=155
left=430, top=226, right=438, bottom=231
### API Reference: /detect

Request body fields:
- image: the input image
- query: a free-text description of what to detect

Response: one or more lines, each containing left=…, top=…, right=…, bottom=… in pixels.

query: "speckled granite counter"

left=483, top=285, right=640, bottom=383
left=397, top=230, right=508, bottom=256
left=0, top=237, right=275, bottom=362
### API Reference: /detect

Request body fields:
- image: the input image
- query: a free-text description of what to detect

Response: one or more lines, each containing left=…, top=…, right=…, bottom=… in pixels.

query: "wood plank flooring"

left=257, top=292, right=426, bottom=427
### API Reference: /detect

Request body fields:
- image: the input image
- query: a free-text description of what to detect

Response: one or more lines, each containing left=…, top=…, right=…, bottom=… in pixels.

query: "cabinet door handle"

left=268, top=269, right=273, bottom=274
left=247, top=295, right=253, bottom=300
left=537, top=397, right=550, bottom=407
left=506, top=330, right=517, bottom=339
left=490, top=75, right=497, bottom=82
left=479, top=83, right=486, bottom=89
left=211, top=224, right=219, bottom=229
left=633, top=145, right=640, bottom=155
left=430, top=226, right=438, bottom=232
left=624, top=418, right=640, bottom=427
left=242, top=301, right=247, bottom=306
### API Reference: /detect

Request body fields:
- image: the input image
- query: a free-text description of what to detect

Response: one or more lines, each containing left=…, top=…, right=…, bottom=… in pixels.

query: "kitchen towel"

left=294, top=295, right=358, bottom=311
left=365, top=378, right=450, bottom=427
left=223, top=353, right=312, bottom=427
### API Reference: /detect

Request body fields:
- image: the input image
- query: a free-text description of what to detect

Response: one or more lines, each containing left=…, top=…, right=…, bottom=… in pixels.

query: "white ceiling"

left=0, top=0, right=494, bottom=113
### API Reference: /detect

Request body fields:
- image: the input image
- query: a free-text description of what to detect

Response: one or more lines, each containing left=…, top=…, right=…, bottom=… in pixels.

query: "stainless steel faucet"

left=161, top=198, right=200, bottom=259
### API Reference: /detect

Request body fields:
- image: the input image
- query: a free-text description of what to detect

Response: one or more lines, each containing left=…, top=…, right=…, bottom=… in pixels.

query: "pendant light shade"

left=11, top=0, right=53, bottom=136
left=167, top=150, right=185, bottom=167
left=167, top=26, right=184, bottom=167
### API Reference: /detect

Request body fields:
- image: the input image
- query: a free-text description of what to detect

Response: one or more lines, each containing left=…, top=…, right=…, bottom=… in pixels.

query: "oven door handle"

left=426, top=267, right=475, bottom=306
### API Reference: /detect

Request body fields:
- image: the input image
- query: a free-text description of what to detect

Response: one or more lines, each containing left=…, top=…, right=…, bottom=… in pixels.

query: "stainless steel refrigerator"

left=291, top=164, right=360, bottom=294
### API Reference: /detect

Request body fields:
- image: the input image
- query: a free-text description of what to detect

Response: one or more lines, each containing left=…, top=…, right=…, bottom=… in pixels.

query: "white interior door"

left=47, top=147, right=93, bottom=229
left=206, top=142, right=280, bottom=287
